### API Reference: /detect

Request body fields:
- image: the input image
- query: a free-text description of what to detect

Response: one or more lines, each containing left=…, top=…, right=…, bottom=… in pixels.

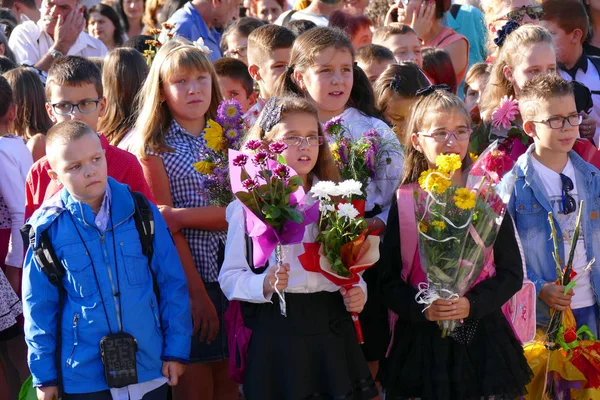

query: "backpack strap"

left=130, top=191, right=159, bottom=299
left=21, top=224, right=64, bottom=287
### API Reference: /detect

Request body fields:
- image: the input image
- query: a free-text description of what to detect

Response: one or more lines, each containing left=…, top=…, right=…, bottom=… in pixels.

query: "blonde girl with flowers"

left=219, top=96, right=378, bottom=400
left=133, top=39, right=238, bottom=400
left=378, top=87, right=532, bottom=400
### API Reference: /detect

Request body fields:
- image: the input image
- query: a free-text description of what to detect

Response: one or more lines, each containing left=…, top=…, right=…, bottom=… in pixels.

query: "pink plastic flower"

left=491, top=96, right=519, bottom=130
left=232, top=154, right=248, bottom=167
left=242, top=178, right=258, bottom=190
left=273, top=164, right=290, bottom=180
left=268, top=142, right=288, bottom=154
left=246, top=140, right=262, bottom=151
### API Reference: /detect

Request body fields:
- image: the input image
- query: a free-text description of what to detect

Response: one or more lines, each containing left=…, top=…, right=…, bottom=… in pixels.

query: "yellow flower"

left=419, top=221, right=428, bottom=233
left=431, top=220, right=446, bottom=231
left=418, top=169, right=451, bottom=194
left=469, top=152, right=479, bottom=162
left=330, top=142, right=340, bottom=162
left=193, top=160, right=215, bottom=175
left=204, top=119, right=225, bottom=151
left=435, top=153, right=462, bottom=173
left=454, top=188, right=476, bottom=210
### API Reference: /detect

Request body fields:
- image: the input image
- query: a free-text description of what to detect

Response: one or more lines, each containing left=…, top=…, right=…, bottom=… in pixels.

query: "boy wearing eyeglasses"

left=25, top=55, right=154, bottom=221
left=505, top=74, right=600, bottom=337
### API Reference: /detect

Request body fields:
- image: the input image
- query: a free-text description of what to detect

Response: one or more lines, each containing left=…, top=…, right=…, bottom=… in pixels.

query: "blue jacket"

left=505, top=145, right=600, bottom=326
left=23, top=178, right=192, bottom=394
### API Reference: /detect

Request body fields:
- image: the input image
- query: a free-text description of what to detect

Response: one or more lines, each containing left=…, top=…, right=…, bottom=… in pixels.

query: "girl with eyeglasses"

left=219, top=96, right=378, bottom=400
left=378, top=87, right=532, bottom=400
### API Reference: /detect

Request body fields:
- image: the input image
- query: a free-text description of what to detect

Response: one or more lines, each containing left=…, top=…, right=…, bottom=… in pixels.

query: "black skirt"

left=242, top=291, right=379, bottom=400
left=381, top=310, right=533, bottom=400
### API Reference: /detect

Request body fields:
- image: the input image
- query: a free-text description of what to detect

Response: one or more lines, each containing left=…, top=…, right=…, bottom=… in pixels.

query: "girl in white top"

left=219, top=96, right=377, bottom=400
left=0, top=75, right=31, bottom=399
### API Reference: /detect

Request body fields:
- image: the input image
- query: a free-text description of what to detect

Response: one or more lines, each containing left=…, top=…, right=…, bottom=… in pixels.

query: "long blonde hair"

left=135, top=39, right=223, bottom=158
left=479, top=24, right=553, bottom=122
left=243, top=96, right=340, bottom=183
left=401, top=90, right=471, bottom=186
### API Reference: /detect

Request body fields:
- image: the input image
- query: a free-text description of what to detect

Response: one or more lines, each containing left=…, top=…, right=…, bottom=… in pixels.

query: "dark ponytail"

left=347, top=64, right=383, bottom=120
left=273, top=66, right=305, bottom=98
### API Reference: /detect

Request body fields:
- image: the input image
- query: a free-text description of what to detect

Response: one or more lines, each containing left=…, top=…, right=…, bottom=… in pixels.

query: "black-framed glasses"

left=418, top=128, right=473, bottom=143
left=499, top=5, right=544, bottom=23
left=282, top=136, right=324, bottom=147
left=531, top=114, right=583, bottom=130
left=560, top=173, right=577, bottom=215
left=225, top=46, right=248, bottom=58
left=49, top=98, right=103, bottom=116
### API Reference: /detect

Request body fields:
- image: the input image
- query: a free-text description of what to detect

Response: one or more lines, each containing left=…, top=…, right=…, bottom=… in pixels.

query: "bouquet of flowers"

left=324, top=117, right=385, bottom=204
left=523, top=205, right=600, bottom=399
left=229, top=140, right=319, bottom=315
left=143, top=23, right=175, bottom=66
left=192, top=99, right=245, bottom=206
left=469, top=95, right=529, bottom=163
left=414, top=141, right=517, bottom=337
left=298, top=179, right=380, bottom=343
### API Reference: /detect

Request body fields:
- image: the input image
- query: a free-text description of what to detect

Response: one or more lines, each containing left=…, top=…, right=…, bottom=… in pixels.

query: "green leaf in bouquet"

left=235, top=191, right=261, bottom=214
left=240, top=168, right=251, bottom=182
left=285, top=175, right=304, bottom=195
left=282, top=206, right=304, bottom=224
left=427, top=265, right=454, bottom=284
left=277, top=154, right=287, bottom=165
left=262, top=204, right=282, bottom=219
left=331, top=257, right=350, bottom=277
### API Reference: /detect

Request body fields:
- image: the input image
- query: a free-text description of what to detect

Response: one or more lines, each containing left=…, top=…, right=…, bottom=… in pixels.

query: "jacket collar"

left=563, top=53, right=589, bottom=79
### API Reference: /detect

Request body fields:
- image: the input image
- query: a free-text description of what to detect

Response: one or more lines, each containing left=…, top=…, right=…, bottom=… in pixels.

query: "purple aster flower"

left=232, top=154, right=248, bottom=167
left=268, top=141, right=288, bottom=154
left=323, top=116, right=343, bottom=135
left=252, top=151, right=269, bottom=166
left=242, top=178, right=258, bottom=191
left=365, top=147, right=377, bottom=179
left=217, top=99, right=243, bottom=126
left=273, top=164, right=290, bottom=180
left=246, top=140, right=263, bottom=151
left=339, top=140, right=349, bottom=164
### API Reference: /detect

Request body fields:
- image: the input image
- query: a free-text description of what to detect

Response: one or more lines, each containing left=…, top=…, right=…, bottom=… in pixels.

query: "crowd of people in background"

left=1, top=0, right=600, bottom=399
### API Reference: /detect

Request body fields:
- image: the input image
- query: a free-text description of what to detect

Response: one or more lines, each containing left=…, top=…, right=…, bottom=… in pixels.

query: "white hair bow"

left=194, top=38, right=212, bottom=55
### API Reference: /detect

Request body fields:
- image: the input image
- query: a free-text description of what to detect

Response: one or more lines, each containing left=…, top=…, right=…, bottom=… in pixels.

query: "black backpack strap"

left=282, top=10, right=296, bottom=27
left=130, top=191, right=159, bottom=299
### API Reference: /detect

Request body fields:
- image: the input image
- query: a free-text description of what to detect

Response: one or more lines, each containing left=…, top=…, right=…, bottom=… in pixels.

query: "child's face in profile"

left=46, top=83, right=106, bottom=133
left=217, top=75, right=256, bottom=113
left=525, top=95, right=579, bottom=157
left=274, top=112, right=320, bottom=180
left=411, top=109, right=471, bottom=169
left=539, top=20, right=578, bottom=66
left=358, top=58, right=394, bottom=84
left=162, top=67, right=212, bottom=126
left=504, top=42, right=557, bottom=95
left=384, top=33, right=423, bottom=67
left=464, top=75, right=487, bottom=113
left=48, top=133, right=108, bottom=209
left=257, top=47, right=291, bottom=98
left=385, top=93, right=416, bottom=143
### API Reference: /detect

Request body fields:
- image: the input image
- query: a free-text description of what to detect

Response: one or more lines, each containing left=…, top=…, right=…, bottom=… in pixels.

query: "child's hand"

left=540, top=283, right=574, bottom=311
left=263, top=263, right=290, bottom=296
left=36, top=386, right=58, bottom=400
left=341, top=286, right=365, bottom=313
left=158, top=205, right=182, bottom=233
left=162, top=361, right=186, bottom=386
left=424, top=297, right=470, bottom=321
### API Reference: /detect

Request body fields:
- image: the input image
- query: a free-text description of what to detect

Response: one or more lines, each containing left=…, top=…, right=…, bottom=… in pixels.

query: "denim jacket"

left=505, top=145, right=600, bottom=326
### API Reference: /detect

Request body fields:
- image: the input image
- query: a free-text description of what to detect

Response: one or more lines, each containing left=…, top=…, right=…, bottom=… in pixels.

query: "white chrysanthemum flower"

left=337, top=179, right=362, bottom=198
left=337, top=203, right=359, bottom=220
left=319, top=203, right=335, bottom=214
left=310, top=181, right=338, bottom=200
left=194, top=38, right=212, bottom=54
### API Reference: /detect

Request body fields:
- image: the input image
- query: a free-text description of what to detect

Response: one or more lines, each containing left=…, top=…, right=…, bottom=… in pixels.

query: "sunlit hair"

left=134, top=39, right=223, bottom=158
left=479, top=24, right=553, bottom=122
left=401, top=90, right=471, bottom=186
left=464, top=62, right=490, bottom=96
left=519, top=73, right=574, bottom=120
left=422, top=47, right=458, bottom=94
left=99, top=48, right=149, bottom=146
left=3, top=67, right=53, bottom=140
left=243, top=95, right=340, bottom=183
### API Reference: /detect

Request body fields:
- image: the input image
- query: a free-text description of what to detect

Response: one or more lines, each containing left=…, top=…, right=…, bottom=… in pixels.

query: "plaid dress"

left=149, top=120, right=226, bottom=283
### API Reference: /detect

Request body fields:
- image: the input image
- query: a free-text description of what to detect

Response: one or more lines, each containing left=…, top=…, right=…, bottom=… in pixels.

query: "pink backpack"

left=388, top=187, right=535, bottom=354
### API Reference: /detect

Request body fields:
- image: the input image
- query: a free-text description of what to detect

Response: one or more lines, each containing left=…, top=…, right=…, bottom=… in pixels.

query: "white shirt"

left=0, top=135, right=33, bottom=268
left=8, top=20, right=107, bottom=73
left=275, top=10, right=329, bottom=27
left=325, top=107, right=404, bottom=225
left=531, top=157, right=595, bottom=309
left=219, top=196, right=368, bottom=304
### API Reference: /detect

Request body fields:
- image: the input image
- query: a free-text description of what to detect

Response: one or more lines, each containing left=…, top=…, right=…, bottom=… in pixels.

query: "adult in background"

left=276, top=0, right=342, bottom=27
left=582, top=0, right=600, bottom=56
left=165, top=0, right=240, bottom=62
left=117, top=0, right=146, bottom=39
left=8, top=0, right=107, bottom=74
left=87, top=3, right=125, bottom=50
left=0, top=0, right=40, bottom=24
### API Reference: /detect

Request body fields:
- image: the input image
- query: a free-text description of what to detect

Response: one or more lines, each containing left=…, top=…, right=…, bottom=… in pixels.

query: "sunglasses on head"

left=560, top=173, right=577, bottom=215
left=502, top=5, right=544, bottom=22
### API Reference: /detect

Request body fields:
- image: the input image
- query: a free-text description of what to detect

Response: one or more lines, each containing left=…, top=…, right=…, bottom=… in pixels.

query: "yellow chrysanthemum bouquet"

left=414, top=141, right=517, bottom=337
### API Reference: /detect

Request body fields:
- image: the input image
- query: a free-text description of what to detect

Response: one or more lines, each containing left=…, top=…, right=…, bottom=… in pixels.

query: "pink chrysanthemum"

left=491, top=96, right=519, bottom=130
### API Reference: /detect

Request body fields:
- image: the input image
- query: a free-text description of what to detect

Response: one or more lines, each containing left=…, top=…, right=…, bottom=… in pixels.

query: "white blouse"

left=326, top=107, right=404, bottom=225
left=219, top=197, right=368, bottom=304
left=0, top=136, right=33, bottom=268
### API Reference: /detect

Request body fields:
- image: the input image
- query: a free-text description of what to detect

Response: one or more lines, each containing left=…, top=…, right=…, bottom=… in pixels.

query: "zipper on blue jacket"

left=151, top=299, right=161, bottom=328
left=100, top=234, right=123, bottom=332
left=66, top=314, right=79, bottom=367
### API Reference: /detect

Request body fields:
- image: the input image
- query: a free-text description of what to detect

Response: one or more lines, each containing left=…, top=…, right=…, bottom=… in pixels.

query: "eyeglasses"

left=282, top=136, right=324, bottom=147
left=225, top=46, right=248, bottom=58
left=498, top=5, right=544, bottom=23
left=49, top=98, right=103, bottom=116
left=560, top=173, right=577, bottom=215
left=418, top=128, right=472, bottom=143
left=531, top=114, right=583, bottom=130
